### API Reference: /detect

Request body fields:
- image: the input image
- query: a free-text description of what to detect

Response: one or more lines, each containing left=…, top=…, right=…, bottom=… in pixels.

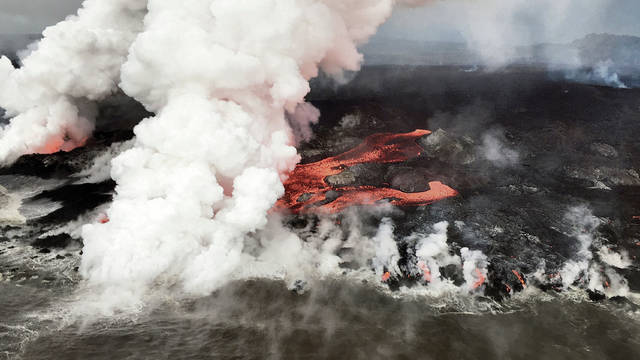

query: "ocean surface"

left=1, top=273, right=640, bottom=359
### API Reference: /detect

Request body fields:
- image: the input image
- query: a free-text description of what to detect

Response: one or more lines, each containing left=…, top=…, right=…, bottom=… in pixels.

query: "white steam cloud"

left=479, top=130, right=519, bottom=168
left=0, top=0, right=440, bottom=305
left=559, top=206, right=630, bottom=298
left=0, top=0, right=146, bottom=164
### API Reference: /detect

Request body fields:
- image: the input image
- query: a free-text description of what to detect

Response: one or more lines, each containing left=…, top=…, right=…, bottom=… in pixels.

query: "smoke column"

left=4, top=0, right=425, bottom=304
left=0, top=0, right=146, bottom=164
left=0, top=0, right=435, bottom=305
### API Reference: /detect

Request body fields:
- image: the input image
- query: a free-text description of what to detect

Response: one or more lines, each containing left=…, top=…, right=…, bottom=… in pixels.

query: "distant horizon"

left=2, top=31, right=640, bottom=46
left=2, top=1, right=640, bottom=45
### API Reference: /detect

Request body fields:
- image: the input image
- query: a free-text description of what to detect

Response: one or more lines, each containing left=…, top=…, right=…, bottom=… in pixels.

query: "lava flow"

left=277, top=129, right=458, bottom=214
left=35, top=135, right=88, bottom=155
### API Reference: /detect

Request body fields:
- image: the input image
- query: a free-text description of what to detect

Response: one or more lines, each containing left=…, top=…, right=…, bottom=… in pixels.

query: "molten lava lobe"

left=277, top=130, right=458, bottom=214
left=472, top=268, right=486, bottom=289
left=512, top=270, right=527, bottom=289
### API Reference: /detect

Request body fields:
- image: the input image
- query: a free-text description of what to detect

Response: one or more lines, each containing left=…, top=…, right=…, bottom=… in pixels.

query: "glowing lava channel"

left=277, top=129, right=458, bottom=213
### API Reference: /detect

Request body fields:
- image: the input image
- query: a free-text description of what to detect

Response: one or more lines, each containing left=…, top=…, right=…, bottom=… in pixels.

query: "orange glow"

left=604, top=281, right=610, bottom=288
left=472, top=268, right=485, bottom=289
left=382, top=272, right=391, bottom=282
left=99, top=216, right=110, bottom=224
left=633, top=216, right=640, bottom=220
left=512, top=270, right=526, bottom=289
left=505, top=284, right=512, bottom=293
left=34, top=136, right=88, bottom=155
left=276, top=130, right=458, bottom=214
left=37, top=138, right=65, bottom=155
left=418, top=261, right=432, bottom=282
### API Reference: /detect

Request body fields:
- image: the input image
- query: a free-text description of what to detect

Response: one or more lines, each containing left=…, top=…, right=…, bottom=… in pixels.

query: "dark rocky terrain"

left=2, top=64, right=640, bottom=359
left=1, top=65, right=640, bottom=302
left=303, top=65, right=640, bottom=299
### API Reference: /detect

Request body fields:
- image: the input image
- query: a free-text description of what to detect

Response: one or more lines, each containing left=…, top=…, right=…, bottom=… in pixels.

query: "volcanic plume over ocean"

left=1, top=0, right=640, bottom=358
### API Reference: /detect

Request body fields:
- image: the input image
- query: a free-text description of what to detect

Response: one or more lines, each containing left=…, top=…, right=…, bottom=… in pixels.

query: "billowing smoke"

left=478, top=130, right=519, bottom=168
left=2, top=0, right=443, bottom=306
left=559, top=206, right=630, bottom=297
left=559, top=206, right=601, bottom=289
left=0, top=0, right=146, bottom=165
left=371, top=217, right=402, bottom=277
left=287, top=102, right=321, bottom=145
left=368, top=0, right=639, bottom=88
left=565, top=60, right=629, bottom=89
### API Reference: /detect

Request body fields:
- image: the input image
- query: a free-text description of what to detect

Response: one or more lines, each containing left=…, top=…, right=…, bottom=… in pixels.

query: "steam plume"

left=0, top=0, right=146, bottom=164
left=50, top=0, right=427, bottom=303
left=0, top=1, right=437, bottom=306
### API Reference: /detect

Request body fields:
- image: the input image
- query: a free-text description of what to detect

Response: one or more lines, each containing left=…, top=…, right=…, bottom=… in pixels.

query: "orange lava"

left=512, top=270, right=527, bottom=289
left=99, top=216, right=110, bottom=224
left=472, top=268, right=485, bottom=289
left=633, top=216, right=640, bottom=220
left=418, top=261, right=432, bottom=282
left=382, top=272, right=391, bottom=282
left=277, top=130, right=458, bottom=214
left=37, top=138, right=65, bottom=155
left=35, top=136, right=88, bottom=155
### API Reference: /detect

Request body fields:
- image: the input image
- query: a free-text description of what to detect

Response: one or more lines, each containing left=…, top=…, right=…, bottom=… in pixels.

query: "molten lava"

left=277, top=130, right=458, bottom=214
left=418, top=261, right=432, bottom=282
left=472, top=268, right=485, bottom=289
left=35, top=136, right=88, bottom=155
left=512, top=270, right=527, bottom=289
left=37, top=138, right=65, bottom=155
left=381, top=272, right=391, bottom=282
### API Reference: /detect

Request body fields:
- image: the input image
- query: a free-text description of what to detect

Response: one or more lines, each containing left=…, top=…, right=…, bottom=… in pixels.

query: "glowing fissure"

left=277, top=129, right=458, bottom=213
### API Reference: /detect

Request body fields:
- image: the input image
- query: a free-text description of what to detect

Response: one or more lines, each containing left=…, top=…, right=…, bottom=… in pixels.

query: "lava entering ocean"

left=277, top=129, right=458, bottom=214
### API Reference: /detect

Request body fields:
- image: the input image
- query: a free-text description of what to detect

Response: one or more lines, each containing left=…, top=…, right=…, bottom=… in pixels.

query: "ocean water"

left=2, top=276, right=639, bottom=360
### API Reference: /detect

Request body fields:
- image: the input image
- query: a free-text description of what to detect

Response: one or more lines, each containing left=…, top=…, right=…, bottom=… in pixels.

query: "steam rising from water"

left=0, top=0, right=633, bottom=312
left=0, top=0, right=442, bottom=308
left=0, top=0, right=146, bottom=164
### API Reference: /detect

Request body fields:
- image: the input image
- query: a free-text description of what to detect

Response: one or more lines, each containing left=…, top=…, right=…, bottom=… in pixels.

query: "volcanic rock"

left=385, top=167, right=432, bottom=193
left=297, top=193, right=313, bottom=203
left=326, top=162, right=388, bottom=188
left=326, top=169, right=357, bottom=187
left=590, top=142, right=619, bottom=158
left=418, top=129, right=475, bottom=165
left=31, top=234, right=74, bottom=249
left=565, top=166, right=640, bottom=188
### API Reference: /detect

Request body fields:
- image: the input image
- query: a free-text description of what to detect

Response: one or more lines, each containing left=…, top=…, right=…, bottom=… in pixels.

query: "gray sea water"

left=1, top=274, right=639, bottom=359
